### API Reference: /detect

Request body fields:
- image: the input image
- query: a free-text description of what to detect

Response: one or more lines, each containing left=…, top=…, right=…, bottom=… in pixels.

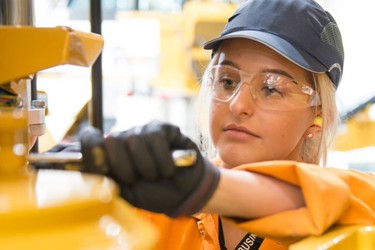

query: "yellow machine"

left=290, top=225, right=375, bottom=250
left=146, top=1, right=239, bottom=94
left=0, top=26, right=157, bottom=249
left=335, top=104, right=375, bottom=151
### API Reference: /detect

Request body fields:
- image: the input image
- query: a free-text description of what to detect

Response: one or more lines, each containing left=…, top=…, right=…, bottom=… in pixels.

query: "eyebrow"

left=218, top=60, right=295, bottom=79
left=262, top=69, right=294, bottom=79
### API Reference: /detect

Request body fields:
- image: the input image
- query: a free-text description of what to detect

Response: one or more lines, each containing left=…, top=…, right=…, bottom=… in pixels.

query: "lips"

left=223, top=124, right=260, bottom=138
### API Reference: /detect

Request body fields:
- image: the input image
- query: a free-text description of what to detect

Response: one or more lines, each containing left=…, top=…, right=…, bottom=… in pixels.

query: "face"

left=209, top=39, right=317, bottom=168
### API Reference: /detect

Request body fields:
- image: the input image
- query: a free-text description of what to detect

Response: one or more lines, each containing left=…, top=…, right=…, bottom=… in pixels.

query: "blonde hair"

left=195, top=58, right=217, bottom=159
left=195, top=55, right=340, bottom=165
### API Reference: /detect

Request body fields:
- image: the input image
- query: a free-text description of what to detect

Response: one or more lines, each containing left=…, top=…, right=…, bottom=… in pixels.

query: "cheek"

left=209, top=102, right=225, bottom=144
left=271, top=113, right=312, bottom=143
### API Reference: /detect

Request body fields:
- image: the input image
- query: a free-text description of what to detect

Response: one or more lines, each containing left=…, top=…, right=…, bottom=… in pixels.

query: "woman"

left=92, top=0, right=375, bottom=249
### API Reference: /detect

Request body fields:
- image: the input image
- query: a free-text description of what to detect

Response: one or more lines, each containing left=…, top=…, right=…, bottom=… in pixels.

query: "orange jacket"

left=137, top=160, right=375, bottom=249
left=137, top=211, right=285, bottom=249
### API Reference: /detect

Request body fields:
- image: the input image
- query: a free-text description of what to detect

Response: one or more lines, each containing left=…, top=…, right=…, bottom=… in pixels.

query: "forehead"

left=216, top=38, right=314, bottom=85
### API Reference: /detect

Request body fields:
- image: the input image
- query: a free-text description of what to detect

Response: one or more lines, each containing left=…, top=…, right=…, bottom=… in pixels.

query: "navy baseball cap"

left=203, top=0, right=344, bottom=88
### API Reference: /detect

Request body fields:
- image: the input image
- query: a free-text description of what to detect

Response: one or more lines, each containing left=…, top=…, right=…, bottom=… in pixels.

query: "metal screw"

left=31, top=100, right=46, bottom=109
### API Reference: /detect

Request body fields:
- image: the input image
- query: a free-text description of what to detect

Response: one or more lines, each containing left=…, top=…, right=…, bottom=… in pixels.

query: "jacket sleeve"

left=228, top=160, right=375, bottom=243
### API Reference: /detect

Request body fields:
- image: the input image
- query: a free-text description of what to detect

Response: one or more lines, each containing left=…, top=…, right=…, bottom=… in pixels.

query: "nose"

left=228, top=82, right=256, bottom=117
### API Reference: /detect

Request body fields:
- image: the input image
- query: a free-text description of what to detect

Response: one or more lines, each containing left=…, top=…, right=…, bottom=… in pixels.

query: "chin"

left=218, top=150, right=255, bottom=168
left=218, top=147, right=280, bottom=168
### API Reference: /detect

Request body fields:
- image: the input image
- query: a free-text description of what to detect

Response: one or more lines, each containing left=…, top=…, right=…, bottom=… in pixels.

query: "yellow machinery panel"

left=290, top=225, right=375, bottom=250
left=0, top=26, right=104, bottom=84
left=335, top=106, right=375, bottom=151
left=0, top=26, right=157, bottom=249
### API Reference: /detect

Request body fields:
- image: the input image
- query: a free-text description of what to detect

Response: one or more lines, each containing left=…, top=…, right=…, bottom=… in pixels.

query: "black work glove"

left=103, top=120, right=221, bottom=217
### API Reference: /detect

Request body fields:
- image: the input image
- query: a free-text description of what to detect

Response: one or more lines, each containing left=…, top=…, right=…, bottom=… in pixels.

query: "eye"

left=262, top=86, right=282, bottom=97
left=218, top=75, right=237, bottom=90
left=214, top=70, right=241, bottom=91
left=259, top=74, right=284, bottom=98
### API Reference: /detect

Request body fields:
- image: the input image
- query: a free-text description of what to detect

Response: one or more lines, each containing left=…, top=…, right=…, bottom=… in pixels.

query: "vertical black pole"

left=90, top=0, right=103, bottom=132
left=30, top=75, right=39, bottom=152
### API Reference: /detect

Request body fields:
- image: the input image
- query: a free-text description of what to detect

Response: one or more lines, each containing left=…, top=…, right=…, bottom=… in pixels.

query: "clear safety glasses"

left=207, top=65, right=321, bottom=111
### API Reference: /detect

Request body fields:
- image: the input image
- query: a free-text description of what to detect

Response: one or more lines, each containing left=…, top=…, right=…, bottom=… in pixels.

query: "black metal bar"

left=30, top=75, right=39, bottom=152
left=90, top=0, right=103, bottom=132
left=135, top=0, right=140, bottom=10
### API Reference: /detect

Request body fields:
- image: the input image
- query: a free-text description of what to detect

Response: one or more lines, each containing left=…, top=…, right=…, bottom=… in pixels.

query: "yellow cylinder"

left=0, top=108, right=28, bottom=177
left=0, top=109, right=157, bottom=249
left=0, top=170, right=158, bottom=249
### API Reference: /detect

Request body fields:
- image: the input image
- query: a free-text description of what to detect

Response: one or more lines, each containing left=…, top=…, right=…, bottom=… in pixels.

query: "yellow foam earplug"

left=314, top=116, right=323, bottom=127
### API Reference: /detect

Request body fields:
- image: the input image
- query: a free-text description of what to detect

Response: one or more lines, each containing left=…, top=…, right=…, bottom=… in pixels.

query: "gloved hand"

left=102, top=120, right=221, bottom=217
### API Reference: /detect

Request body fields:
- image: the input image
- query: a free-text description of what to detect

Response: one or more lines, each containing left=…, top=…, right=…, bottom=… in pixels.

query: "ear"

left=305, top=124, right=322, bottom=139
left=305, top=116, right=322, bottom=139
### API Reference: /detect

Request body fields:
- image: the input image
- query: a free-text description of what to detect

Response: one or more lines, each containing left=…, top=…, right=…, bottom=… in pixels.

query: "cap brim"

left=203, top=30, right=326, bottom=74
